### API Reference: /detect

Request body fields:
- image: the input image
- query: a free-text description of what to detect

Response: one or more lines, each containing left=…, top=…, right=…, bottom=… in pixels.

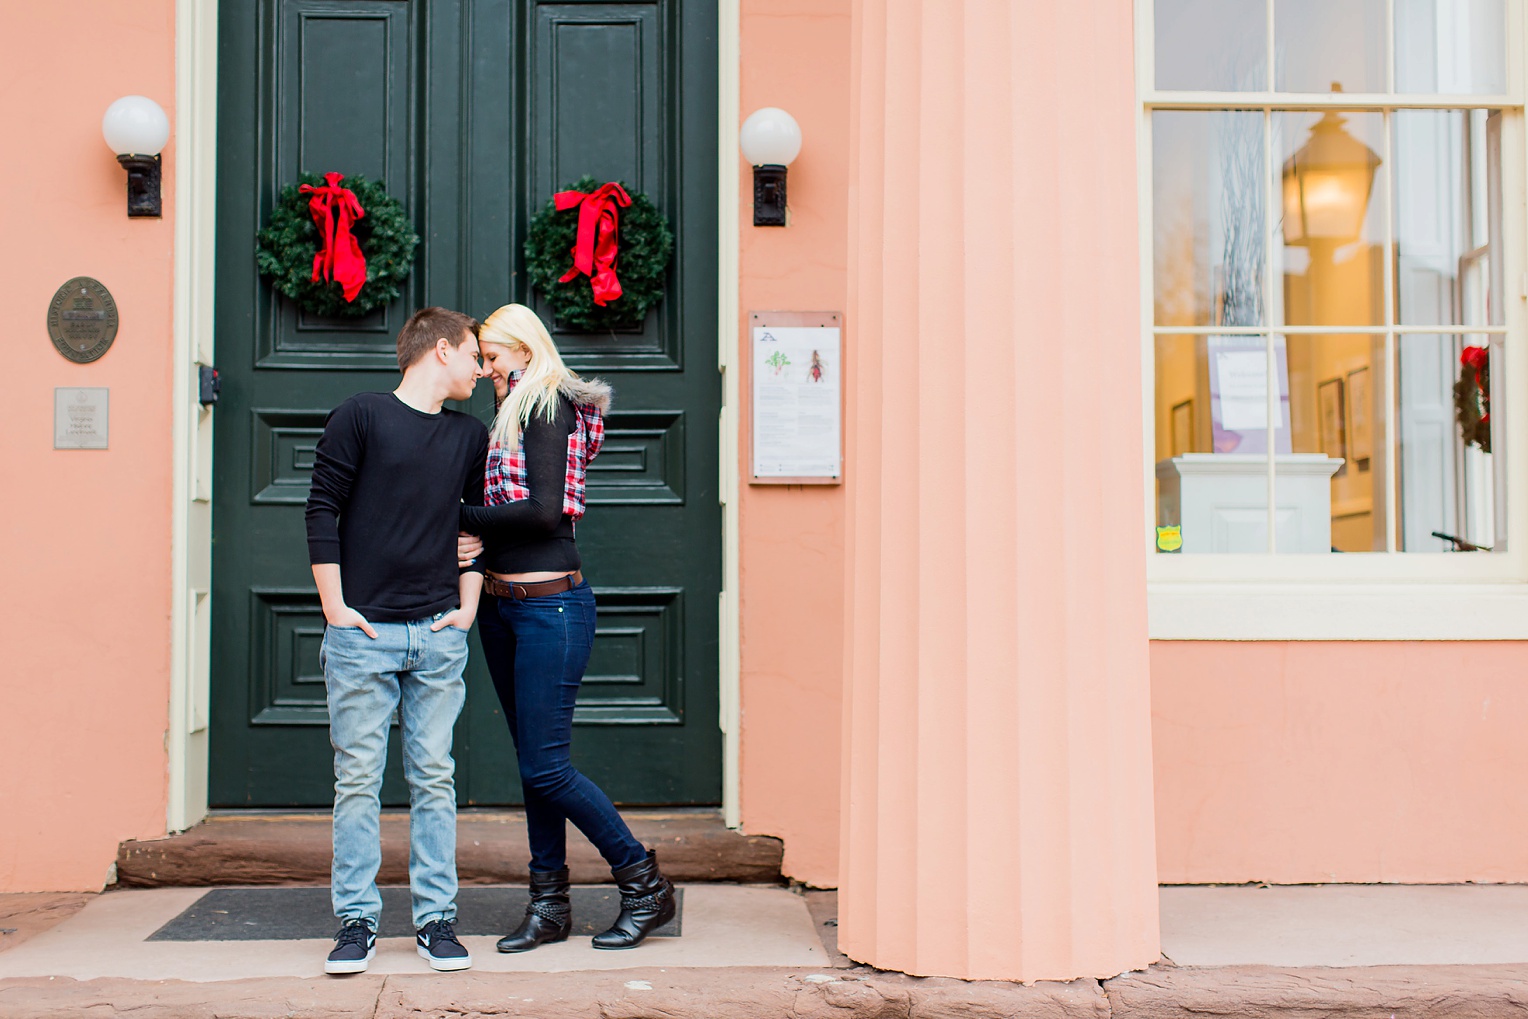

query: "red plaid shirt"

left=484, top=377, right=605, bottom=522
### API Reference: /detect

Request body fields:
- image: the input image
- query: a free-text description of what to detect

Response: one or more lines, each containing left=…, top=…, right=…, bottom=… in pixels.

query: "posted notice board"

left=750, top=311, right=842, bottom=484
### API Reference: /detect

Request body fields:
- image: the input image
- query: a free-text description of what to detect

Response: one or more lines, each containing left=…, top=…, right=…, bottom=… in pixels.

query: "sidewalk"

left=5, top=884, right=1528, bottom=1017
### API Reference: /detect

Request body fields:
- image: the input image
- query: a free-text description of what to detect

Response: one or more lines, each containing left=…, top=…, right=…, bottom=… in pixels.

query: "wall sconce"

left=740, top=107, right=802, bottom=227
left=102, top=95, right=170, bottom=218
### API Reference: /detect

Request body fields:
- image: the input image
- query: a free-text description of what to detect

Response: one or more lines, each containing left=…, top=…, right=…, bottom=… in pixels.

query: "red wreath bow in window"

left=299, top=172, right=368, bottom=302
left=1462, top=344, right=1490, bottom=425
left=553, top=181, right=632, bottom=306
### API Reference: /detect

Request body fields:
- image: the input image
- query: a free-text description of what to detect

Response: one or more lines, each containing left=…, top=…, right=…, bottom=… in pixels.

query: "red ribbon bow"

left=299, top=172, right=368, bottom=302
left=554, top=182, right=632, bottom=306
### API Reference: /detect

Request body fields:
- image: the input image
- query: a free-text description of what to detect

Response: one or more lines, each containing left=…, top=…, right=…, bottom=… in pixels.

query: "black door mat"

left=147, top=886, right=682, bottom=941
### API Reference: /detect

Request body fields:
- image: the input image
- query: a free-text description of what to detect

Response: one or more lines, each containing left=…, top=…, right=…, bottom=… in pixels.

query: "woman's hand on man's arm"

left=457, top=530, right=484, bottom=568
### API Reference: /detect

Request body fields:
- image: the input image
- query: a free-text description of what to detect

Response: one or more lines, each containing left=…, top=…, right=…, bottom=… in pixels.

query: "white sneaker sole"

left=418, top=945, right=472, bottom=971
left=325, top=946, right=376, bottom=974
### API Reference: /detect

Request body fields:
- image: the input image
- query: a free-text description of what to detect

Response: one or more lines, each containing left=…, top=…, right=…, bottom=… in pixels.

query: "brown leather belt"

left=483, top=570, right=583, bottom=601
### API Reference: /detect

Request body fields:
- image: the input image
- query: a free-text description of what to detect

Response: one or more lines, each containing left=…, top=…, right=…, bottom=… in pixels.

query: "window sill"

left=1149, top=582, right=1528, bottom=640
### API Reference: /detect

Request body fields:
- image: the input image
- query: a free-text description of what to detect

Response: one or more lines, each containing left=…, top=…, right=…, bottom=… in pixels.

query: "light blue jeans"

left=322, top=614, right=469, bottom=930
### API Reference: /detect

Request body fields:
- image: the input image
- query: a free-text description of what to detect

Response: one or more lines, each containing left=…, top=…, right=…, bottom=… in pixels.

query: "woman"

left=460, top=304, right=676, bottom=953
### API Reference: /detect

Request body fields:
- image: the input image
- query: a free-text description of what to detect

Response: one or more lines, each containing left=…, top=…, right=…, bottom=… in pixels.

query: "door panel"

left=454, top=0, right=720, bottom=805
left=529, top=3, right=674, bottom=367
left=265, top=0, right=421, bottom=369
left=210, top=0, right=720, bottom=808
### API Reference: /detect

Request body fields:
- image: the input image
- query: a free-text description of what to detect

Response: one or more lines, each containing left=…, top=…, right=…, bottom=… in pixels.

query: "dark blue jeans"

left=477, top=581, right=647, bottom=873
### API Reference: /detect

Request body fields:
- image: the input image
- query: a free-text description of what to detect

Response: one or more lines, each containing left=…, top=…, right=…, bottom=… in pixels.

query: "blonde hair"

left=479, top=304, right=574, bottom=450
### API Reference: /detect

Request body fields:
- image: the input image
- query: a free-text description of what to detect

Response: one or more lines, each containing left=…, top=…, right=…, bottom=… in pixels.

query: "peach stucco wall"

left=0, top=2, right=177, bottom=892
left=735, top=0, right=852, bottom=889
left=1153, top=640, right=1528, bottom=884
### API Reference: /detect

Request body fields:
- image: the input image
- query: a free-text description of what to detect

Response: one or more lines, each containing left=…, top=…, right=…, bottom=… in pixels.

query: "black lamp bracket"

left=118, top=153, right=163, bottom=218
left=752, top=163, right=788, bottom=227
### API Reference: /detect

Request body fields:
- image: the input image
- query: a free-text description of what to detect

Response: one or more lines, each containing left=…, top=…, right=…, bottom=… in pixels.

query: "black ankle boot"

left=496, top=867, right=571, bottom=953
left=592, top=849, right=676, bottom=949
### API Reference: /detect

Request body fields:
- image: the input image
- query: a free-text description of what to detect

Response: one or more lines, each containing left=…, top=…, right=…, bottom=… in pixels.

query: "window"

left=1146, top=0, right=1521, bottom=555
left=1142, top=0, right=1528, bottom=636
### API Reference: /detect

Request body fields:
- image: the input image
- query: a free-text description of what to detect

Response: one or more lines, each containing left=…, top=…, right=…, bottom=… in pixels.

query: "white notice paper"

left=752, top=325, right=841, bottom=479
left=1214, top=351, right=1269, bottom=430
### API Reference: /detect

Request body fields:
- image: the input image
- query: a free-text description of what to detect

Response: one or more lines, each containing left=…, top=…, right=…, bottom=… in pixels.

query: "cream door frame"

left=717, top=0, right=743, bottom=829
left=168, top=0, right=218, bottom=832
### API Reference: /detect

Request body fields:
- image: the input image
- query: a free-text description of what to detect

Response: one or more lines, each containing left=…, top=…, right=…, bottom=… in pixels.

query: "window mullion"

left=1267, top=0, right=1277, bottom=94
left=1151, top=325, right=1511, bottom=335
left=1144, top=92, right=1516, bottom=110
left=1264, top=106, right=1278, bottom=553
left=1138, top=103, right=1158, bottom=560
left=1383, top=106, right=1398, bottom=552
left=1385, top=0, right=1395, bottom=95
left=1266, top=0, right=1278, bottom=557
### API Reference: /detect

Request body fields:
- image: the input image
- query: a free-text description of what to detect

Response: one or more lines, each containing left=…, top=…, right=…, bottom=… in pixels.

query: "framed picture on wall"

left=1170, top=399, right=1193, bottom=457
left=1346, top=366, right=1372, bottom=470
left=1318, top=376, right=1347, bottom=473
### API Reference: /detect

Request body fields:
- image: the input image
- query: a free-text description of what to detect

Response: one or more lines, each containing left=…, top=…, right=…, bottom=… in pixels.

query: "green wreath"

left=1455, top=345, right=1492, bottom=454
left=525, top=176, right=674, bottom=332
left=256, top=172, right=419, bottom=318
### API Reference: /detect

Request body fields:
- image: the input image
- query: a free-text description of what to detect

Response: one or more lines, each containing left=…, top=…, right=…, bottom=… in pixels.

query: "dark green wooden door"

left=209, top=0, right=721, bottom=808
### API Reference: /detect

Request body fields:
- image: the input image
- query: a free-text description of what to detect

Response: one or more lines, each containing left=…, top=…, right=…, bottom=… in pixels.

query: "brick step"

left=115, top=809, right=783, bottom=888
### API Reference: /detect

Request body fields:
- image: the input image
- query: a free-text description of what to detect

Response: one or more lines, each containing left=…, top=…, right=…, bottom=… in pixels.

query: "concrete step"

left=115, top=809, right=783, bottom=888
left=0, top=885, right=834, bottom=983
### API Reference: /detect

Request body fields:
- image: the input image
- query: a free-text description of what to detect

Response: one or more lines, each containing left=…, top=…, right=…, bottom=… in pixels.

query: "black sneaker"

left=416, top=917, right=471, bottom=971
left=325, top=918, right=376, bottom=975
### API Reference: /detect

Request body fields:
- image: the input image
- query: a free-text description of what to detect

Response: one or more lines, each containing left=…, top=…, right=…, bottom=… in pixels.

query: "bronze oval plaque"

left=47, top=277, right=119, bottom=364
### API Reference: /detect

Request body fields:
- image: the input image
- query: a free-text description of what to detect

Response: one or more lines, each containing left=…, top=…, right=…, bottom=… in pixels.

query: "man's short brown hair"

left=396, top=307, right=479, bottom=371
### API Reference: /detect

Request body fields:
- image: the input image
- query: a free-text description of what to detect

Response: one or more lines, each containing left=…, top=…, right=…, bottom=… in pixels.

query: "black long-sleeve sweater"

left=458, top=395, right=581, bottom=574
left=305, top=392, right=488, bottom=621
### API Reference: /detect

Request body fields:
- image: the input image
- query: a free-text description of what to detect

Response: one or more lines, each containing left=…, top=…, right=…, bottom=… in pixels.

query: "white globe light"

left=739, top=107, right=802, bottom=167
left=102, top=95, right=170, bottom=157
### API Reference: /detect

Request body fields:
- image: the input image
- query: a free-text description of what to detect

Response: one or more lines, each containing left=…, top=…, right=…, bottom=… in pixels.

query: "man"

left=304, top=306, right=488, bottom=974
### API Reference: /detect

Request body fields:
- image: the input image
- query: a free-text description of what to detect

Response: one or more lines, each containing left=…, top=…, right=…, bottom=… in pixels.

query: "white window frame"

left=1137, top=0, right=1528, bottom=639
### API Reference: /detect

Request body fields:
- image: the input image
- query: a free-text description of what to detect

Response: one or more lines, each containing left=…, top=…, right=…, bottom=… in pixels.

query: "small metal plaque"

left=55, top=387, right=109, bottom=449
left=47, top=277, right=119, bottom=363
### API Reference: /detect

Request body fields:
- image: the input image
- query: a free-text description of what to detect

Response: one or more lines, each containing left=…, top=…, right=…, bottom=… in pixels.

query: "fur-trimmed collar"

left=559, top=375, right=612, bottom=412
